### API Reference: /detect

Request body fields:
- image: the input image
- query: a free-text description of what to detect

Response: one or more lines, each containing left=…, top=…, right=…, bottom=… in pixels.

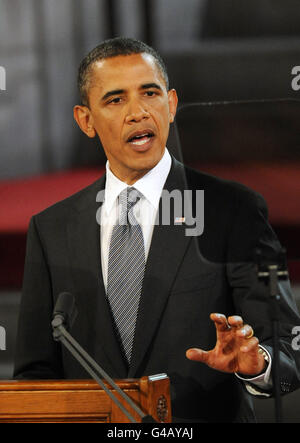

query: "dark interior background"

left=0, top=0, right=300, bottom=422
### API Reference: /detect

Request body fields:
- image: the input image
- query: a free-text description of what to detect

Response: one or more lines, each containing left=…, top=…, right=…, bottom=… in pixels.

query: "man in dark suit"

left=14, top=37, right=300, bottom=422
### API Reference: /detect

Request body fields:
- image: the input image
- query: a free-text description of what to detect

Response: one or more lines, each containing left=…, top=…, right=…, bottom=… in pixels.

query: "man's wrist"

left=238, top=347, right=270, bottom=378
left=235, top=345, right=272, bottom=389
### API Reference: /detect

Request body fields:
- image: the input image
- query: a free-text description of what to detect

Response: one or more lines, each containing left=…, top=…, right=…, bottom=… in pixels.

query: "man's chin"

left=119, top=152, right=163, bottom=184
left=129, top=149, right=164, bottom=171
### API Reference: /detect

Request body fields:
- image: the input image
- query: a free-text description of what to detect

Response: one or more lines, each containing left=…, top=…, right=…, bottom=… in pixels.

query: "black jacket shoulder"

left=33, top=174, right=106, bottom=223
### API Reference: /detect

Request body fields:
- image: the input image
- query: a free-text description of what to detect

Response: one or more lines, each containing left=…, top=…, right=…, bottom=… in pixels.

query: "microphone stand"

left=52, top=315, right=156, bottom=423
left=255, top=248, right=289, bottom=423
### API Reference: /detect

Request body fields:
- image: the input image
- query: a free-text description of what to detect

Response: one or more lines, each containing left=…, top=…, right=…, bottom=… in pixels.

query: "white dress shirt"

left=99, top=146, right=272, bottom=393
left=100, top=148, right=171, bottom=290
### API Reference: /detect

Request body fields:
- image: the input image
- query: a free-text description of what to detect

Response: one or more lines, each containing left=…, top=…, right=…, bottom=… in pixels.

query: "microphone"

left=52, top=291, right=77, bottom=328
left=52, top=292, right=157, bottom=423
left=52, top=292, right=77, bottom=342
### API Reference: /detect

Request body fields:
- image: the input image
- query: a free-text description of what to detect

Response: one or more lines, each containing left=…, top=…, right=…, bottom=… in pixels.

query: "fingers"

left=186, top=348, right=209, bottom=363
left=236, top=324, right=254, bottom=339
left=211, top=313, right=258, bottom=352
left=227, top=315, right=243, bottom=328
left=210, top=313, right=229, bottom=332
left=240, top=336, right=259, bottom=353
left=211, top=313, right=255, bottom=339
left=210, top=313, right=245, bottom=330
left=218, top=313, right=259, bottom=351
left=187, top=313, right=262, bottom=374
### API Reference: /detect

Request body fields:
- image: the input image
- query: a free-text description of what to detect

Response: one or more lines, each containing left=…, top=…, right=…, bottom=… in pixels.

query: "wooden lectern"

left=0, top=375, right=171, bottom=423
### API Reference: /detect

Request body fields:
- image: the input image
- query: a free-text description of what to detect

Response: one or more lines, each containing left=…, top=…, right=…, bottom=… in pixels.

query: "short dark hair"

left=77, top=37, right=169, bottom=106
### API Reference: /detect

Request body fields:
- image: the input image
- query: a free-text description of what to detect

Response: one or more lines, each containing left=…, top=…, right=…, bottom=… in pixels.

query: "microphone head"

left=53, top=292, right=78, bottom=330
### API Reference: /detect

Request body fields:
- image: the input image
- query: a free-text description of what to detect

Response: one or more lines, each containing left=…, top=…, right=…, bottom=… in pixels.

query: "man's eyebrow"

left=101, top=89, right=125, bottom=101
left=101, top=83, right=162, bottom=101
left=140, top=83, right=162, bottom=91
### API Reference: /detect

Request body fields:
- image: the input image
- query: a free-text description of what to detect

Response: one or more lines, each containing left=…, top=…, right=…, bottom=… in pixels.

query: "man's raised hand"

left=186, top=313, right=266, bottom=376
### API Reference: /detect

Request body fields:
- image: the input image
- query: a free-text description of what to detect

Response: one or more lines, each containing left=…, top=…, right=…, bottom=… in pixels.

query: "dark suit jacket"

left=14, top=156, right=300, bottom=422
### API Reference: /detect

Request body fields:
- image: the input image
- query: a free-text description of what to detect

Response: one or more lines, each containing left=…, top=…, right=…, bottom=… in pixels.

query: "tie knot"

left=118, top=187, right=142, bottom=225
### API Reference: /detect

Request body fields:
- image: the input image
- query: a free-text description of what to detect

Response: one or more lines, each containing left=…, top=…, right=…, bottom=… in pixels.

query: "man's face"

left=74, top=53, right=178, bottom=184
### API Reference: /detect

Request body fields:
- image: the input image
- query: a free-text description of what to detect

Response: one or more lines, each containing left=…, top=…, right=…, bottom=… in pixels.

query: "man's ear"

left=167, top=88, right=178, bottom=123
left=73, top=105, right=96, bottom=138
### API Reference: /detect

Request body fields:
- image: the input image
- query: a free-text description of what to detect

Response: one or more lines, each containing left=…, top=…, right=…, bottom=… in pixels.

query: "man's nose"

left=125, top=100, right=150, bottom=123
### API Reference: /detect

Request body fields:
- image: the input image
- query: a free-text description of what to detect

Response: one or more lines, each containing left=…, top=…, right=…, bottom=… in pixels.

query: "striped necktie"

left=106, top=187, right=146, bottom=364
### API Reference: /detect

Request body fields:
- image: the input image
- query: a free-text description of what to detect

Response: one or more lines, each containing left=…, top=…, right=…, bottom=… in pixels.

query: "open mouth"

left=127, top=130, right=155, bottom=146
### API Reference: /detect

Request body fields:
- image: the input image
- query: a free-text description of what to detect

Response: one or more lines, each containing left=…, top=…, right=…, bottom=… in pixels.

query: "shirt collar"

left=104, top=148, right=172, bottom=215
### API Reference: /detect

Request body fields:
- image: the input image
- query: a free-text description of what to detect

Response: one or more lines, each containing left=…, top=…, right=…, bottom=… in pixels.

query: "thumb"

left=186, top=348, right=209, bottom=363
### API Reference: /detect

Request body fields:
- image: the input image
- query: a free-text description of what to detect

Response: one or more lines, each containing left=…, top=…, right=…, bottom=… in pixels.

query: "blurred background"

left=0, top=0, right=300, bottom=422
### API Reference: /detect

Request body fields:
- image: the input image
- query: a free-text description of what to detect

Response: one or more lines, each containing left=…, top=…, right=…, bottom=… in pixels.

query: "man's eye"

left=108, top=97, right=122, bottom=104
left=145, top=91, right=157, bottom=97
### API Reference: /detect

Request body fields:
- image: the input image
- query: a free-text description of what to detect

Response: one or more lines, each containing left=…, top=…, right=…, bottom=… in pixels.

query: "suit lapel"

left=66, top=175, right=128, bottom=377
left=128, top=158, right=192, bottom=377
